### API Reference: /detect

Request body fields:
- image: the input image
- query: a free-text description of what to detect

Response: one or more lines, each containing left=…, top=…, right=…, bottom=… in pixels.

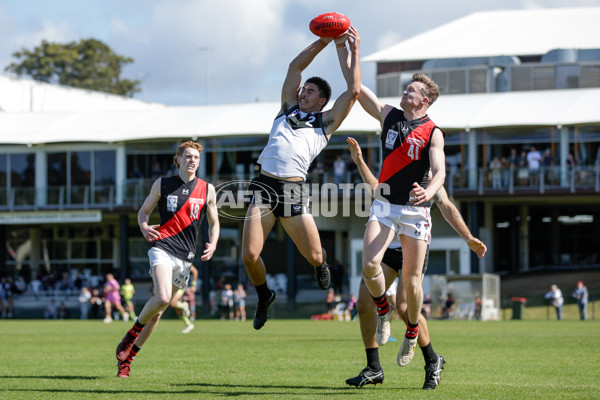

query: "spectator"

left=545, top=284, right=564, bottom=320
left=79, top=287, right=92, bottom=319
left=311, top=161, right=325, bottom=184
left=333, top=155, right=346, bottom=186
left=572, top=280, right=588, bottom=321
left=44, top=299, right=59, bottom=319
left=489, top=156, right=502, bottom=189
left=234, top=283, right=247, bottom=322
left=421, top=293, right=432, bottom=319
left=527, top=146, right=542, bottom=186
left=345, top=294, right=358, bottom=321
left=14, top=276, right=27, bottom=295
left=220, top=283, right=234, bottom=320
left=517, top=151, right=529, bottom=185
left=442, top=293, right=455, bottom=319
left=89, top=288, right=104, bottom=319
left=59, top=302, right=71, bottom=319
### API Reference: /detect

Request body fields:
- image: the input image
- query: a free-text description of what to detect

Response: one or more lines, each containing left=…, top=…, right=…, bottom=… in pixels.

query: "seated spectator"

left=421, top=293, right=432, bottom=319
left=14, top=276, right=27, bottom=295
left=44, top=299, right=59, bottom=319
left=442, top=293, right=455, bottom=319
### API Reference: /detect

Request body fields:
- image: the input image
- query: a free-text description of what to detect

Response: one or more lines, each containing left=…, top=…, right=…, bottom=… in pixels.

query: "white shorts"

left=148, top=247, right=192, bottom=289
left=368, top=198, right=431, bottom=243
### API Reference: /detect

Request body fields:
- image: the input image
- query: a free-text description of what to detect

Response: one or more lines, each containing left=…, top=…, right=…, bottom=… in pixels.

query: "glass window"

left=11, top=153, right=35, bottom=187
left=95, top=151, right=116, bottom=185
left=0, top=154, right=7, bottom=187
left=71, top=151, right=91, bottom=185
left=47, top=152, right=67, bottom=187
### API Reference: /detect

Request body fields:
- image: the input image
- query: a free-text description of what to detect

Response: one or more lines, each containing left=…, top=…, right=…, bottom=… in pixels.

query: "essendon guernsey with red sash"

left=376, top=107, right=442, bottom=207
left=154, top=176, right=207, bottom=261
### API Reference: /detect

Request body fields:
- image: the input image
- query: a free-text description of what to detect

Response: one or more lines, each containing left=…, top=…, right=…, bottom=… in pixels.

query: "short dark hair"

left=305, top=76, right=331, bottom=110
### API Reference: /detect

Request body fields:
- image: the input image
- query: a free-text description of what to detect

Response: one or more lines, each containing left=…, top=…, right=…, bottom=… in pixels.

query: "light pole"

left=198, top=46, right=213, bottom=105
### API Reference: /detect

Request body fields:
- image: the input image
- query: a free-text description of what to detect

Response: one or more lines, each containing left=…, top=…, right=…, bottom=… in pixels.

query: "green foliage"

left=0, top=319, right=598, bottom=399
left=5, top=38, right=141, bottom=96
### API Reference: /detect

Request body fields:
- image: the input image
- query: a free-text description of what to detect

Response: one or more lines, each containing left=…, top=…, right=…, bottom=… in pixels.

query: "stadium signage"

left=0, top=210, right=102, bottom=224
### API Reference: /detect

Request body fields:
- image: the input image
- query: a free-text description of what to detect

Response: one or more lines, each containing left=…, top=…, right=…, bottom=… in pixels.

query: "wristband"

left=336, top=43, right=346, bottom=48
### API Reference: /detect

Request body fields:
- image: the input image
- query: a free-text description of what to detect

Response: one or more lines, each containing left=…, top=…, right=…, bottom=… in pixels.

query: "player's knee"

left=362, top=260, right=381, bottom=278
left=396, top=302, right=409, bottom=322
left=241, top=248, right=260, bottom=267
left=356, top=295, right=373, bottom=315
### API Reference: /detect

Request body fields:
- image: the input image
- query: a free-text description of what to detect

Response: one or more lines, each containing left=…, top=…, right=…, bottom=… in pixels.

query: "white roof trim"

left=0, top=89, right=598, bottom=145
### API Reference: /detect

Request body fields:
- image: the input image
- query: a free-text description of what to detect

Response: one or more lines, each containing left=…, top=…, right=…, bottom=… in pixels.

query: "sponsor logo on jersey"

left=189, top=198, right=205, bottom=205
left=182, top=189, right=189, bottom=195
left=406, top=137, right=425, bottom=147
left=385, top=129, right=398, bottom=149
left=187, top=252, right=194, bottom=260
left=167, top=195, right=178, bottom=212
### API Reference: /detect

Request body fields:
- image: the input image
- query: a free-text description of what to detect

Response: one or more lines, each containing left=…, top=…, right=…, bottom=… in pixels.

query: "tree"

left=5, top=38, right=141, bottom=97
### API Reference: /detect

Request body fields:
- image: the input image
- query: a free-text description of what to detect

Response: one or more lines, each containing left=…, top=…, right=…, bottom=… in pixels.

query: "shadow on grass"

left=3, top=380, right=420, bottom=396
left=0, top=375, right=98, bottom=380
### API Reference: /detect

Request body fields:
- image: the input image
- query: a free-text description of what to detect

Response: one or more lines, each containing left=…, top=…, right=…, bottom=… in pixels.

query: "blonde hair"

left=173, top=140, right=204, bottom=168
left=412, top=73, right=440, bottom=106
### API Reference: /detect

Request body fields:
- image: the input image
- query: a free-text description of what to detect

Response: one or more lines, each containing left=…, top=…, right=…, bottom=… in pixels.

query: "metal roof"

left=363, top=7, right=600, bottom=63
left=1, top=88, right=598, bottom=145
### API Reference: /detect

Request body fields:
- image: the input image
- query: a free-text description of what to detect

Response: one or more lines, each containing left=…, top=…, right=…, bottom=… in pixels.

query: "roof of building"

left=363, top=7, right=600, bottom=63
left=1, top=88, right=598, bottom=145
left=0, top=74, right=164, bottom=112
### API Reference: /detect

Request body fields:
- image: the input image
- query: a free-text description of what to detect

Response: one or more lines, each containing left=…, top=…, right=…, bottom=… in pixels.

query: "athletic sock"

left=372, top=294, right=390, bottom=316
left=123, top=344, right=141, bottom=365
left=128, top=319, right=145, bottom=339
left=420, top=342, right=438, bottom=364
left=406, top=321, right=419, bottom=339
left=182, top=314, right=192, bottom=326
left=365, top=348, right=381, bottom=371
left=255, top=283, right=271, bottom=303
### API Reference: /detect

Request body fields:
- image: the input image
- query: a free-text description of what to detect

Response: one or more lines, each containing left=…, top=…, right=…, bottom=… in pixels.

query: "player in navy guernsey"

left=115, top=140, right=219, bottom=378
left=242, top=27, right=361, bottom=331
left=355, top=73, right=446, bottom=374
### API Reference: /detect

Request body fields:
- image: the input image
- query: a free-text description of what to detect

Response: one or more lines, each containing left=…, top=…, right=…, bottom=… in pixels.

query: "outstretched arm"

left=201, top=183, right=220, bottom=261
left=346, top=137, right=378, bottom=196
left=322, top=26, right=361, bottom=138
left=433, top=187, right=487, bottom=258
left=281, top=37, right=332, bottom=113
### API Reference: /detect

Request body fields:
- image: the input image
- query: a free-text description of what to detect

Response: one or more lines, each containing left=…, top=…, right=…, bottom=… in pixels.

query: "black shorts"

left=381, top=244, right=430, bottom=275
left=249, top=173, right=310, bottom=218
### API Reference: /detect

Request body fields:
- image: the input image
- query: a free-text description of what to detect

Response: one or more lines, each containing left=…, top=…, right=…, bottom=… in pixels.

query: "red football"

left=309, top=12, right=350, bottom=38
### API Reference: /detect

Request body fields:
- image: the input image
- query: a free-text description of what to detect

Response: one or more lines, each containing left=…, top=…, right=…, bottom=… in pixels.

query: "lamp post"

left=198, top=46, right=213, bottom=105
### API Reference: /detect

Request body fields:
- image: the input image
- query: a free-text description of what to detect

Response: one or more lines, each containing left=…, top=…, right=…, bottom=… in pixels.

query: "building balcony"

left=0, top=166, right=598, bottom=213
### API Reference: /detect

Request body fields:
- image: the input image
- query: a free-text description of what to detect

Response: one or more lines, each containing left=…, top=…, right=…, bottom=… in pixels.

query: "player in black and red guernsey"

left=356, top=73, right=446, bottom=377
left=115, top=140, right=219, bottom=378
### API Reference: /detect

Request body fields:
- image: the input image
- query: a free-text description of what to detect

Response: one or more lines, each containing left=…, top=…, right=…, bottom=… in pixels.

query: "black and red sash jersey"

left=154, top=176, right=207, bottom=261
left=376, top=107, right=443, bottom=207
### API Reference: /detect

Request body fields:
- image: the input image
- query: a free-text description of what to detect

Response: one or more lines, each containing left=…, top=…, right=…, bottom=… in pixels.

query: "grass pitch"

left=1, top=317, right=598, bottom=400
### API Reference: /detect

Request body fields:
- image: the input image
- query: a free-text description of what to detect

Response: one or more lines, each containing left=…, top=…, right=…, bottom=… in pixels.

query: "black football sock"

left=255, top=282, right=271, bottom=303
left=366, top=348, right=381, bottom=371
left=420, top=342, right=438, bottom=364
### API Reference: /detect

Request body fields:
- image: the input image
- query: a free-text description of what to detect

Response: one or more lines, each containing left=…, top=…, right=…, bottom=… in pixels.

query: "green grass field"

left=1, top=316, right=598, bottom=400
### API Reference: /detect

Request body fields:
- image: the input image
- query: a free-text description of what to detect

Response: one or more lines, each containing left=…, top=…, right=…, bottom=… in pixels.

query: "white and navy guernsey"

left=258, top=105, right=329, bottom=180
left=154, top=176, right=207, bottom=261
left=376, top=108, right=443, bottom=207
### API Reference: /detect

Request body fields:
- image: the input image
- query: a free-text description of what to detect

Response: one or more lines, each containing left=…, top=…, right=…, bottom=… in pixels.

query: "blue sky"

left=1, top=0, right=597, bottom=106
